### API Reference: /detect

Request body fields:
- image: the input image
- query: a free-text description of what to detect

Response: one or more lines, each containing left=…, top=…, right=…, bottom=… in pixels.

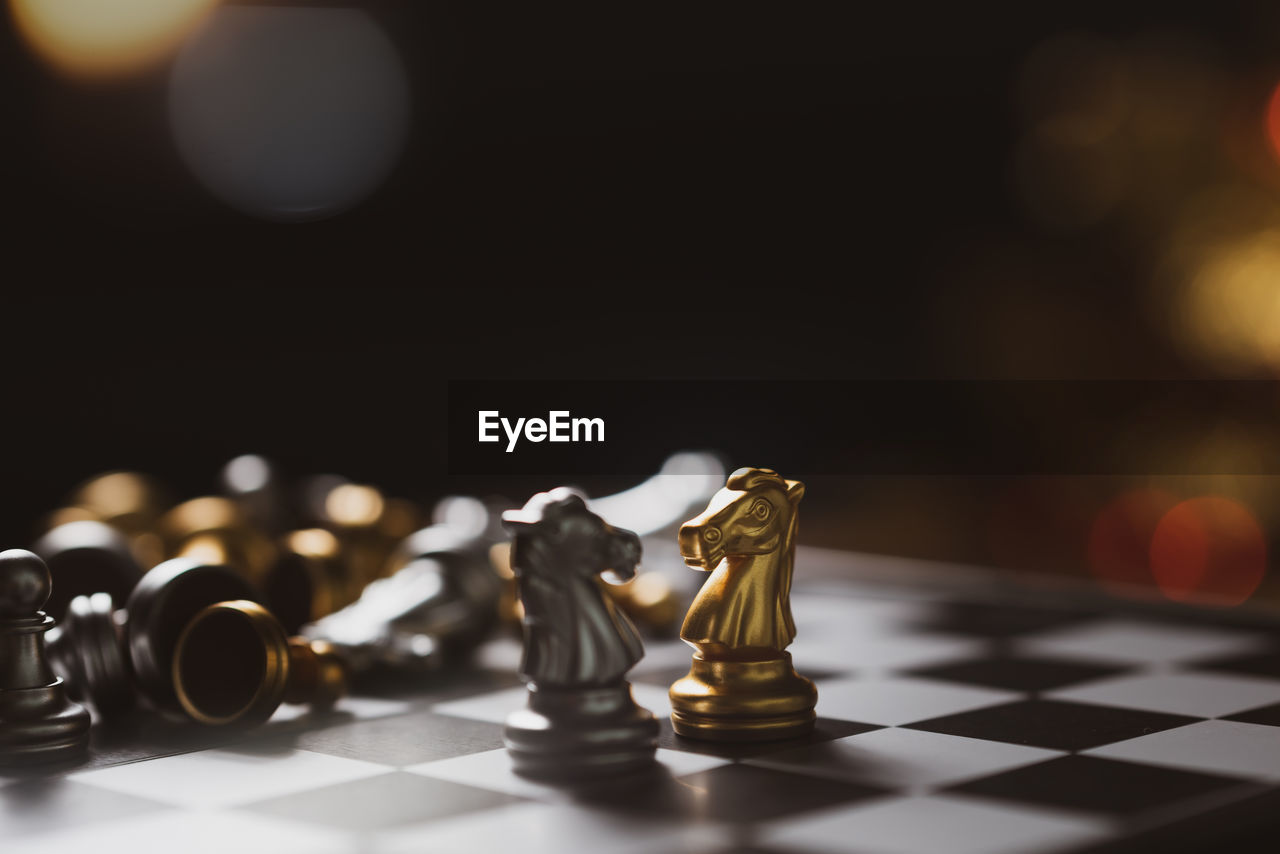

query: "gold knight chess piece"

left=669, top=467, right=817, bottom=741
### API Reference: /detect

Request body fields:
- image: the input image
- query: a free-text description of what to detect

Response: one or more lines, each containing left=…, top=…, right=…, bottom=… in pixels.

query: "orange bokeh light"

left=1149, top=496, right=1267, bottom=605
left=1087, top=488, right=1179, bottom=591
left=10, top=0, right=219, bottom=79
left=1269, top=82, right=1280, bottom=164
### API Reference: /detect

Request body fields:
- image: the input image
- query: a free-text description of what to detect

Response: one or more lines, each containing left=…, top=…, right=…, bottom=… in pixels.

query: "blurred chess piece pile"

left=1, top=453, right=723, bottom=764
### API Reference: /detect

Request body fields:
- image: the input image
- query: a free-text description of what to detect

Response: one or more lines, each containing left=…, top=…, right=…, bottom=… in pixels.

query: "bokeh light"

left=10, top=0, right=218, bottom=79
left=325, top=485, right=385, bottom=529
left=1087, top=488, right=1179, bottom=592
left=1175, top=228, right=1280, bottom=372
left=286, top=528, right=341, bottom=560
left=223, top=454, right=271, bottom=494
left=1149, top=495, right=1266, bottom=605
left=169, top=6, right=410, bottom=222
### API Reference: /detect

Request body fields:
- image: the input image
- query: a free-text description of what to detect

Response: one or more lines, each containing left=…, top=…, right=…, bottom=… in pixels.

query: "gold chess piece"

left=59, top=471, right=170, bottom=569
left=600, top=572, right=681, bottom=635
left=173, top=600, right=346, bottom=727
left=669, top=467, right=816, bottom=741
left=161, top=496, right=277, bottom=580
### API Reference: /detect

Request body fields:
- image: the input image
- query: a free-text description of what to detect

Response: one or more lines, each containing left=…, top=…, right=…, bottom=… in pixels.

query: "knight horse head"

left=678, top=468, right=804, bottom=571
left=677, top=467, right=805, bottom=658
left=504, top=488, right=641, bottom=584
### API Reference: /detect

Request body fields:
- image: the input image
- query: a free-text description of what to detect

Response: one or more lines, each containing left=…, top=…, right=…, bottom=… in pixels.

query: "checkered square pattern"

left=4, top=567, right=1280, bottom=854
left=947, top=755, right=1260, bottom=817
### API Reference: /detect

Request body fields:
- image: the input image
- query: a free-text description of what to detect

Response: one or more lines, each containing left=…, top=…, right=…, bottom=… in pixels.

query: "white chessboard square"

left=5, top=808, right=355, bottom=854
left=1085, top=720, right=1280, bottom=782
left=431, top=686, right=529, bottom=724
left=629, top=682, right=674, bottom=719
left=747, top=728, right=1063, bottom=791
left=789, top=594, right=931, bottom=636
left=268, top=695, right=413, bottom=725
left=816, top=676, right=1018, bottom=726
left=763, top=793, right=1108, bottom=854
left=406, top=747, right=728, bottom=801
left=1016, top=619, right=1268, bottom=666
left=431, top=683, right=671, bottom=725
left=377, top=800, right=722, bottom=854
left=69, top=746, right=387, bottom=808
left=1047, top=672, right=1280, bottom=719
left=789, top=632, right=985, bottom=675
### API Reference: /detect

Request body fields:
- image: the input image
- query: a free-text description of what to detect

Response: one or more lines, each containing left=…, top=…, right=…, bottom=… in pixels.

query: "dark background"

left=4, top=1, right=1280, bottom=600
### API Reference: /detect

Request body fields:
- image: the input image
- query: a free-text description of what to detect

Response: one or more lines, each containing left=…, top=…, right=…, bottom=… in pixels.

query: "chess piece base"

left=504, top=681, right=658, bottom=781
left=0, top=680, right=91, bottom=764
left=669, top=652, right=816, bottom=742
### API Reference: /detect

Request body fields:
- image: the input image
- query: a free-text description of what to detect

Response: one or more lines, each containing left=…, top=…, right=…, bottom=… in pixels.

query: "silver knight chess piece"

left=501, top=488, right=658, bottom=780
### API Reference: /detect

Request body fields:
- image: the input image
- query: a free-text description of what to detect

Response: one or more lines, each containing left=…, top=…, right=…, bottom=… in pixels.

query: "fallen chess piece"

left=669, top=467, right=817, bottom=741
left=502, top=488, right=657, bottom=781
left=32, top=520, right=145, bottom=623
left=303, top=478, right=420, bottom=592
left=161, top=496, right=278, bottom=583
left=0, top=550, right=90, bottom=764
left=600, top=572, right=681, bottom=635
left=45, top=591, right=134, bottom=717
left=53, top=470, right=170, bottom=570
left=219, top=453, right=294, bottom=535
left=267, top=527, right=353, bottom=634
left=46, top=557, right=260, bottom=719
left=47, top=557, right=344, bottom=729
left=585, top=450, right=726, bottom=538
left=299, top=496, right=502, bottom=672
left=173, top=600, right=345, bottom=727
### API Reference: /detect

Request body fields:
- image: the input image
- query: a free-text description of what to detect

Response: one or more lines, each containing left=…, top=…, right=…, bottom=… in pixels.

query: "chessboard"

left=3, top=548, right=1280, bottom=854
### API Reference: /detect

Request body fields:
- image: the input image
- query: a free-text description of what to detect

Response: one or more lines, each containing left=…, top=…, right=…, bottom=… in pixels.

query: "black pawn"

left=0, top=549, right=90, bottom=764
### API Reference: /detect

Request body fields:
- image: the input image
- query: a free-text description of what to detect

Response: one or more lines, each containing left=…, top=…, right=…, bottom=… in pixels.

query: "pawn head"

left=0, top=548, right=52, bottom=618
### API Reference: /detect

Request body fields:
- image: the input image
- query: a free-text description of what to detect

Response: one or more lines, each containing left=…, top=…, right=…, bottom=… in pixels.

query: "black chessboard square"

left=1223, top=702, right=1280, bottom=727
left=908, top=602, right=1097, bottom=638
left=907, top=656, right=1131, bottom=693
left=355, top=665, right=524, bottom=704
left=279, top=709, right=506, bottom=766
left=1188, top=649, right=1280, bottom=680
left=906, top=699, right=1202, bottom=751
left=657, top=716, right=880, bottom=760
left=242, top=770, right=527, bottom=831
left=948, top=755, right=1257, bottom=817
left=581, top=762, right=888, bottom=823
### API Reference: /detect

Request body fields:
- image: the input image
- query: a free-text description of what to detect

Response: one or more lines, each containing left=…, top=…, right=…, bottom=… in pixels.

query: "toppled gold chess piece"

left=600, top=572, right=680, bottom=635
left=161, top=496, right=277, bottom=580
left=173, top=600, right=345, bottom=727
left=57, top=471, right=170, bottom=570
left=669, top=467, right=816, bottom=741
left=271, top=528, right=352, bottom=632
